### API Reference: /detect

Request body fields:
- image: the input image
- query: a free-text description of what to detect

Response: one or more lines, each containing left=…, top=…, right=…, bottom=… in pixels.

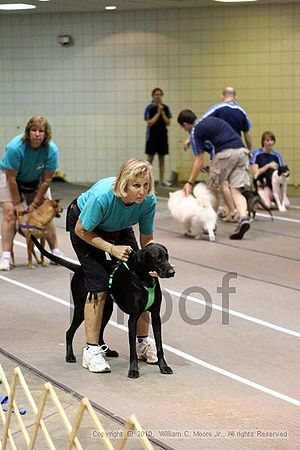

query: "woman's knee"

left=1, top=202, right=16, bottom=223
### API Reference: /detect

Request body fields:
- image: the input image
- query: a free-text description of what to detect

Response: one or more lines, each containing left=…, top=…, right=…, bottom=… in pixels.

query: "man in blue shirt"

left=0, top=115, right=63, bottom=270
left=201, top=87, right=252, bottom=150
left=198, top=87, right=252, bottom=222
left=177, top=110, right=251, bottom=240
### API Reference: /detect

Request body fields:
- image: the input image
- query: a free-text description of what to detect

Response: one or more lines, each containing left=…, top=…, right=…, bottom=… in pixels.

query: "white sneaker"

left=158, top=181, right=172, bottom=188
left=0, top=255, right=11, bottom=271
left=82, top=345, right=111, bottom=373
left=136, top=338, right=158, bottom=364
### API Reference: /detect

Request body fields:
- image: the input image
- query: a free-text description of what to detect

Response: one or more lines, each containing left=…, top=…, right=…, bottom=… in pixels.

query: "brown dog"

left=17, top=199, right=62, bottom=269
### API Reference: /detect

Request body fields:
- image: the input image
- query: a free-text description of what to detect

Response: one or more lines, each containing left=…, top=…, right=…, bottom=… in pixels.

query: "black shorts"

left=66, top=199, right=139, bottom=292
left=145, top=136, right=169, bottom=156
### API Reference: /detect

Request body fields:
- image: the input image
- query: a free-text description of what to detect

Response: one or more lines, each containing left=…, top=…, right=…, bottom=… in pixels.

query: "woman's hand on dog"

left=111, top=245, right=133, bottom=261
left=14, top=203, right=25, bottom=217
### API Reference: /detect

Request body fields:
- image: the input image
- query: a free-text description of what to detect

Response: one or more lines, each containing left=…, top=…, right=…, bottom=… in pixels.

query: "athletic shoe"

left=82, top=345, right=111, bottom=373
left=0, top=255, right=11, bottom=271
left=229, top=218, right=250, bottom=240
left=158, top=181, right=172, bottom=188
left=136, top=338, right=158, bottom=364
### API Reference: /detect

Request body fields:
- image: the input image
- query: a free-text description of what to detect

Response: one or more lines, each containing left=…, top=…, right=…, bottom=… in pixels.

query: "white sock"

left=2, top=251, right=11, bottom=260
left=51, top=248, right=62, bottom=256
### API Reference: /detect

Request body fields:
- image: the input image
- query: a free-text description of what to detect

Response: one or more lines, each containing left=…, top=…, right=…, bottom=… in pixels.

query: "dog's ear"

left=132, top=248, right=146, bottom=270
left=157, top=243, right=168, bottom=256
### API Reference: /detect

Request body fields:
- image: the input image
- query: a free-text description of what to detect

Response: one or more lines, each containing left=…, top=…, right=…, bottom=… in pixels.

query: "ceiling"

left=0, top=0, right=298, bottom=15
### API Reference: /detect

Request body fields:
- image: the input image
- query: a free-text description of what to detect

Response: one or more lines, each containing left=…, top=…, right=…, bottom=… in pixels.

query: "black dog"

left=241, top=188, right=274, bottom=220
left=31, top=236, right=175, bottom=378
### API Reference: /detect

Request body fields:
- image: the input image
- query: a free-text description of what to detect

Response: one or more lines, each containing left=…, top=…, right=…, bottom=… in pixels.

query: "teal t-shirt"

left=77, top=177, right=156, bottom=235
left=0, top=134, right=59, bottom=182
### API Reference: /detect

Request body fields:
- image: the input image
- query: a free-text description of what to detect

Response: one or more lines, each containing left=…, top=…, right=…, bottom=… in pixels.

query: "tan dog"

left=17, top=199, right=62, bottom=269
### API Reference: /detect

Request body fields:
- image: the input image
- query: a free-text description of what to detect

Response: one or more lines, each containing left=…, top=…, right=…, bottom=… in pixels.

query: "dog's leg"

left=190, top=217, right=203, bottom=240
left=272, top=171, right=286, bottom=212
left=183, top=219, right=193, bottom=237
left=32, top=246, right=41, bottom=264
left=11, top=245, right=15, bottom=268
left=26, top=237, right=35, bottom=269
left=127, top=313, right=140, bottom=378
left=149, top=286, right=172, bottom=375
left=40, top=235, right=48, bottom=267
left=151, top=310, right=172, bottom=375
left=205, top=221, right=216, bottom=242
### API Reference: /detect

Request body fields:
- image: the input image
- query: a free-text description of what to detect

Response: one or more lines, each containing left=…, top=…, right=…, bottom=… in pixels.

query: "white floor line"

left=164, top=288, right=300, bottom=338
left=255, top=212, right=300, bottom=223
left=0, top=274, right=300, bottom=408
left=4, top=239, right=300, bottom=339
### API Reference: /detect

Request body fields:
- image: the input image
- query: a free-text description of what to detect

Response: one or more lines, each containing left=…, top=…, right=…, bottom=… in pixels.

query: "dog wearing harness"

left=16, top=199, right=62, bottom=269
left=31, top=236, right=175, bottom=378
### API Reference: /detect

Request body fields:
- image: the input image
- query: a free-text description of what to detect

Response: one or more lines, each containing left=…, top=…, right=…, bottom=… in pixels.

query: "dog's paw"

left=128, top=369, right=140, bottom=379
left=209, top=235, right=215, bottom=242
left=183, top=231, right=194, bottom=238
left=65, top=354, right=77, bottom=363
left=160, top=365, right=173, bottom=375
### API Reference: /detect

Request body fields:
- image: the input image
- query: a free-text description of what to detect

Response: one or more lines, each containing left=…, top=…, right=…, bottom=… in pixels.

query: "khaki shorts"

left=208, top=148, right=250, bottom=191
left=0, top=169, right=52, bottom=204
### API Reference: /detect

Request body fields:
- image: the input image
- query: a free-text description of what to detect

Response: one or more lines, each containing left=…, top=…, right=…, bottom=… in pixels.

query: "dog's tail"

left=30, top=235, right=81, bottom=273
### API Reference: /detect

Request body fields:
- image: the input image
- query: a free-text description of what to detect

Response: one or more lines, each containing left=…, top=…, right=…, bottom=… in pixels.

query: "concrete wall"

left=0, top=3, right=299, bottom=185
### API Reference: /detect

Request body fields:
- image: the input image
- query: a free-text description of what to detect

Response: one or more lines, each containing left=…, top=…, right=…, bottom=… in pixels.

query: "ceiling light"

left=105, top=5, right=117, bottom=10
left=0, top=3, right=36, bottom=10
left=213, top=0, right=257, bottom=2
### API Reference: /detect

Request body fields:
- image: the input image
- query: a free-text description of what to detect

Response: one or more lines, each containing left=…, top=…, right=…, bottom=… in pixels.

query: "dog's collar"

left=143, top=280, right=156, bottom=310
left=18, top=222, right=42, bottom=231
left=108, top=261, right=156, bottom=311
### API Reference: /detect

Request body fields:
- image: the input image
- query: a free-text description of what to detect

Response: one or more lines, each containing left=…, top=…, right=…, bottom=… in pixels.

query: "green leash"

left=108, top=261, right=156, bottom=311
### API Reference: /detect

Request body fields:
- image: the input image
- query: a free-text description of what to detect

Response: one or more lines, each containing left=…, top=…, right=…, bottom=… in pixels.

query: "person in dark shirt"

left=250, top=131, right=290, bottom=211
left=177, top=110, right=251, bottom=240
left=201, top=87, right=252, bottom=222
left=144, top=88, right=172, bottom=187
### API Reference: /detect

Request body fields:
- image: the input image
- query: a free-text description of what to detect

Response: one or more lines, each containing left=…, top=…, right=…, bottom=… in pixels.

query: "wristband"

left=187, top=181, right=193, bottom=186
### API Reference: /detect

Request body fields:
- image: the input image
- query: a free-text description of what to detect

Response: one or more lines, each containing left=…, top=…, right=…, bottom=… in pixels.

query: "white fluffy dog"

left=168, top=183, right=217, bottom=241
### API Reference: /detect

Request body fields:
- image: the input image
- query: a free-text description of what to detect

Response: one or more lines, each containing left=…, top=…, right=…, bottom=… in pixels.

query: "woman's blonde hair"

left=114, top=158, right=154, bottom=198
left=23, top=115, right=52, bottom=148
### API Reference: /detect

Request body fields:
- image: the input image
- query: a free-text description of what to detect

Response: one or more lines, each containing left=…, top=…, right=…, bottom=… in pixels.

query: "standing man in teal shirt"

left=0, top=115, right=63, bottom=270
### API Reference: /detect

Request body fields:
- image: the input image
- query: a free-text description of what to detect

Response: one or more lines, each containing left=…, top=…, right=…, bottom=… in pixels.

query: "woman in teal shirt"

left=66, top=158, right=158, bottom=374
left=0, top=115, right=62, bottom=271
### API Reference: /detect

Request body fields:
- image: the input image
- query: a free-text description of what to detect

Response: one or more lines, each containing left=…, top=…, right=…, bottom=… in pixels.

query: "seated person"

left=250, top=131, right=290, bottom=212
